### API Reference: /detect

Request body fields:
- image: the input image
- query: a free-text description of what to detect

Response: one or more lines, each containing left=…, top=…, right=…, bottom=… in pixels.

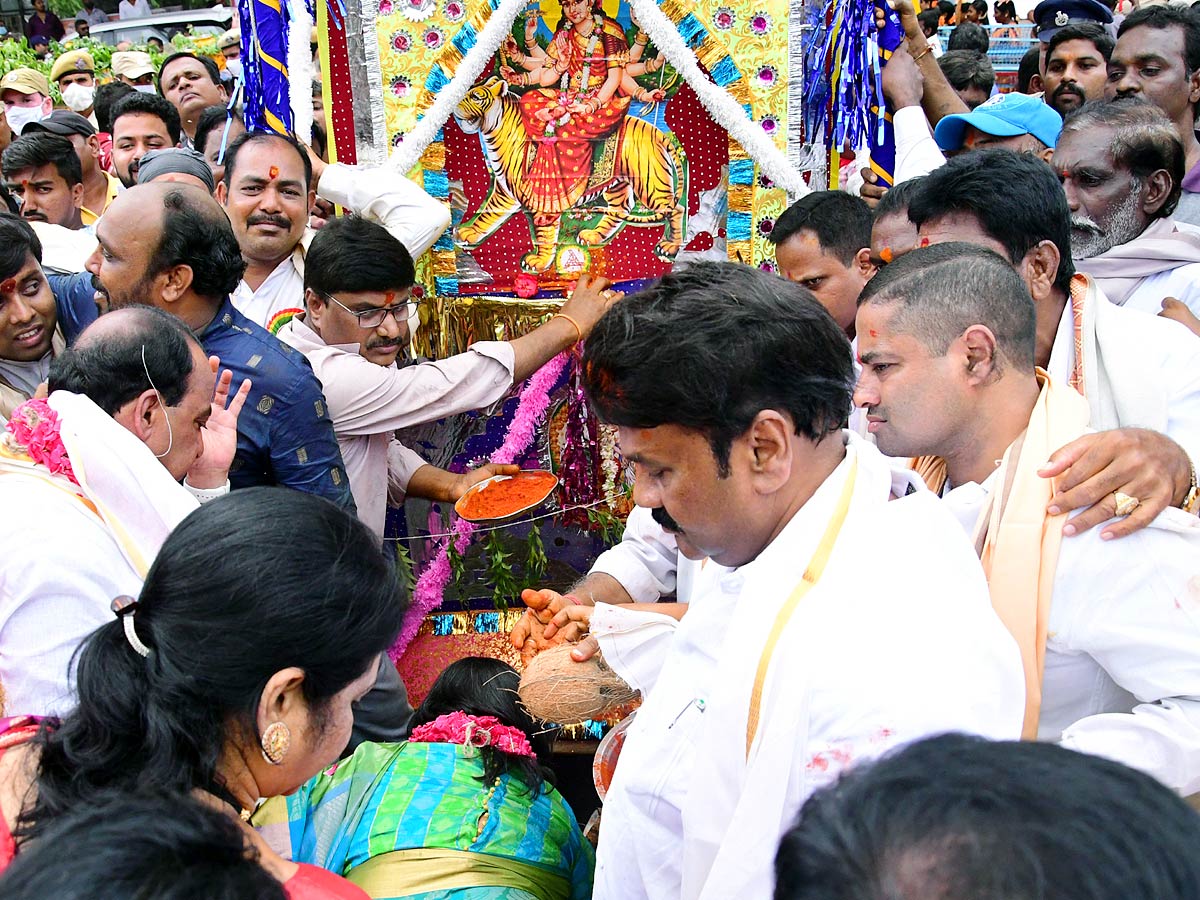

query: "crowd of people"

left=1, top=0, right=1200, bottom=897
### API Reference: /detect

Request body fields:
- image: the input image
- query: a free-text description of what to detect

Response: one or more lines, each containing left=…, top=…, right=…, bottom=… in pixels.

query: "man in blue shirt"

left=54, top=181, right=356, bottom=512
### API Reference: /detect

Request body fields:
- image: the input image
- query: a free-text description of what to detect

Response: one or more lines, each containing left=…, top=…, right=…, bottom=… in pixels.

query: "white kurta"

left=942, top=475, right=1200, bottom=794
left=231, top=162, right=452, bottom=329
left=590, top=505, right=701, bottom=604
left=277, top=315, right=516, bottom=536
left=593, top=434, right=1025, bottom=900
left=1118, top=263, right=1200, bottom=318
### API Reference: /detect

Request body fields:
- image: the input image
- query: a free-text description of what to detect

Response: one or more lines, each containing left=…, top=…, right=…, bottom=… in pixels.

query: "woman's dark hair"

left=305, top=215, right=416, bottom=298
left=775, top=734, right=1200, bottom=900
left=582, top=261, right=854, bottom=476
left=412, top=657, right=555, bottom=794
left=0, top=790, right=285, bottom=900
left=20, top=488, right=406, bottom=841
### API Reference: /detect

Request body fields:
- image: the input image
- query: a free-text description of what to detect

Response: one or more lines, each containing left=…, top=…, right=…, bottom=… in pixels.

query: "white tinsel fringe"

left=388, top=0, right=527, bottom=173
left=288, top=0, right=315, bottom=143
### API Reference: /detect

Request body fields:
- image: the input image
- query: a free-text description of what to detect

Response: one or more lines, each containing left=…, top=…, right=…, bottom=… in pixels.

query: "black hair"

left=0, top=211, right=42, bottom=280
left=93, top=81, right=135, bottom=134
left=20, top=487, right=406, bottom=842
left=147, top=186, right=247, bottom=300
left=938, top=50, right=996, bottom=96
left=874, top=175, right=927, bottom=222
left=223, top=129, right=312, bottom=189
left=412, top=657, right=555, bottom=794
left=1062, top=97, right=1184, bottom=217
left=774, top=733, right=1200, bottom=900
left=938, top=0, right=955, bottom=20
left=994, top=0, right=1017, bottom=21
left=110, top=90, right=182, bottom=145
left=1119, top=4, right=1200, bottom=74
left=918, top=8, right=942, bottom=35
left=194, top=103, right=241, bottom=156
left=305, top=215, right=416, bottom=299
left=47, top=305, right=197, bottom=412
left=73, top=17, right=87, bottom=27
left=1017, top=45, right=1041, bottom=93
left=1, top=133, right=82, bottom=186
left=1047, top=22, right=1115, bottom=63
left=858, top=241, right=1037, bottom=370
left=969, top=0, right=989, bottom=22
left=0, top=791, right=285, bottom=900
left=768, top=191, right=872, bottom=267
left=158, top=51, right=222, bottom=89
left=582, top=261, right=854, bottom=475
left=947, top=22, right=990, bottom=52
left=907, top=148, right=1075, bottom=294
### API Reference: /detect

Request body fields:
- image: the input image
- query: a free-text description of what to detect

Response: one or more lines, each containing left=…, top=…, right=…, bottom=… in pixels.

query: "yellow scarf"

left=975, top=371, right=1090, bottom=738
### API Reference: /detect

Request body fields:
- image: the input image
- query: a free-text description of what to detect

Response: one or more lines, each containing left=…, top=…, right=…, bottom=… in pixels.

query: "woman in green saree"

left=256, top=658, right=594, bottom=900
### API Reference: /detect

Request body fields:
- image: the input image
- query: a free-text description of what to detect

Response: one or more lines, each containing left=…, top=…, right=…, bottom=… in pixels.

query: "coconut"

left=518, top=643, right=640, bottom=723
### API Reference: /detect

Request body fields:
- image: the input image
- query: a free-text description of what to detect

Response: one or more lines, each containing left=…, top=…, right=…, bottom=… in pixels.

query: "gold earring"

left=260, top=721, right=291, bottom=765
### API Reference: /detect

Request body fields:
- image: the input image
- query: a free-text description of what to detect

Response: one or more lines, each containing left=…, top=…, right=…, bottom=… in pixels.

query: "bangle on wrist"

left=911, top=45, right=933, bottom=62
left=634, top=32, right=649, bottom=44
left=552, top=312, right=582, bottom=343
left=1182, top=459, right=1199, bottom=513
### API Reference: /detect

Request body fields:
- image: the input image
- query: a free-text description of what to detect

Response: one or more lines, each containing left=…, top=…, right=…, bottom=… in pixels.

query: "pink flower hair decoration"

left=409, top=711, right=537, bottom=759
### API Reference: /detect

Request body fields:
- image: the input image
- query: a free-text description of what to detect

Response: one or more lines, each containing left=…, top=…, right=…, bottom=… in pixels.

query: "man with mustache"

left=1044, top=23, right=1113, bottom=117
left=1059, top=100, right=1200, bottom=316
left=217, top=131, right=450, bottom=332
left=1107, top=5, right=1200, bottom=226
left=277, top=214, right=622, bottom=538
left=1, top=133, right=85, bottom=231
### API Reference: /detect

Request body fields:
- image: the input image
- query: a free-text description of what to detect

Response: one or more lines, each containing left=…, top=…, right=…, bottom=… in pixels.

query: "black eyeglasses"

left=320, top=290, right=420, bottom=328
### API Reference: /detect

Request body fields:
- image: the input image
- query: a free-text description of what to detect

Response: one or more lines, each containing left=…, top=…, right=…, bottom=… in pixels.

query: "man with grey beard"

left=1058, top=99, right=1200, bottom=317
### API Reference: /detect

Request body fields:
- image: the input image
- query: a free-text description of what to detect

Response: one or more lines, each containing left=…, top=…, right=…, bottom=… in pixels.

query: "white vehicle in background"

left=86, top=7, right=233, bottom=48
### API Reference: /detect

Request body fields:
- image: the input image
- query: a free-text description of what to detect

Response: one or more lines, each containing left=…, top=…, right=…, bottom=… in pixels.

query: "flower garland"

left=389, top=351, right=569, bottom=661
left=4, top=398, right=77, bottom=485
left=410, top=711, right=536, bottom=758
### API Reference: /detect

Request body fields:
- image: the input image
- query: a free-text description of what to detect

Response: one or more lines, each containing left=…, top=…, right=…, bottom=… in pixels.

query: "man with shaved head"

left=53, top=181, right=356, bottom=511
left=0, top=305, right=247, bottom=715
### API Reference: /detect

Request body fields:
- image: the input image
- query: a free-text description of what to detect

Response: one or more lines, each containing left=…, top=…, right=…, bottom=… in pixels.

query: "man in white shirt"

left=855, top=242, right=1200, bottom=793
left=579, top=261, right=1024, bottom=900
left=1057, top=100, right=1200, bottom=316
left=117, top=0, right=152, bottom=19
left=276, top=214, right=621, bottom=537
left=0, top=305, right=246, bottom=715
left=217, top=131, right=451, bottom=331
left=909, top=148, right=1200, bottom=538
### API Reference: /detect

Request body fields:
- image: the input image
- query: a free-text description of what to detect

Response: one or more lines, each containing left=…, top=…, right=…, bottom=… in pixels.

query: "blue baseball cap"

left=933, top=92, right=1064, bottom=151
left=1033, top=0, right=1112, bottom=42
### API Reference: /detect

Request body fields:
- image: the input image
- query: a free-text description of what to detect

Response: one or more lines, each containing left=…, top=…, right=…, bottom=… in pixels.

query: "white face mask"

left=61, top=82, right=95, bottom=112
left=134, top=84, right=157, bottom=94
left=6, top=104, right=46, bottom=135
left=224, top=58, right=242, bottom=80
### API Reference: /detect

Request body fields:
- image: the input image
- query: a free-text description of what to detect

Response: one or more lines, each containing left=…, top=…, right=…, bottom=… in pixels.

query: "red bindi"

left=879, top=247, right=893, bottom=263
left=869, top=329, right=879, bottom=338
left=0, top=278, right=15, bottom=294
left=919, top=237, right=931, bottom=248
left=385, top=291, right=395, bottom=304
left=268, top=165, right=279, bottom=180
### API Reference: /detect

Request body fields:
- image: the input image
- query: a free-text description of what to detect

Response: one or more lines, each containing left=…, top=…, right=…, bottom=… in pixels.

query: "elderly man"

left=0, top=69, right=52, bottom=136
left=157, top=53, right=226, bottom=149
left=1043, top=23, right=1113, bottom=117
left=24, top=110, right=119, bottom=224
left=217, top=131, right=450, bottom=330
left=2, top=133, right=85, bottom=231
left=57, top=183, right=357, bottom=510
left=583, top=261, right=1023, bottom=900
left=278, top=215, right=620, bottom=536
left=1107, top=5, right=1200, bottom=226
left=1058, top=101, right=1200, bottom=315
left=0, top=305, right=246, bottom=715
left=907, top=149, right=1200, bottom=537
left=109, top=91, right=180, bottom=188
left=49, top=49, right=97, bottom=125
left=136, top=147, right=216, bottom=193
left=856, top=243, right=1200, bottom=794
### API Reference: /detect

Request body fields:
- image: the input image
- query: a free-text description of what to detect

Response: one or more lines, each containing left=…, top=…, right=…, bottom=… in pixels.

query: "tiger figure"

left=453, top=76, right=688, bottom=273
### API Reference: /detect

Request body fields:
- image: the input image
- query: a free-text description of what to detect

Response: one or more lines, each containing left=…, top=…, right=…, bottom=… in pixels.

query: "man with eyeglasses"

left=277, top=214, right=622, bottom=538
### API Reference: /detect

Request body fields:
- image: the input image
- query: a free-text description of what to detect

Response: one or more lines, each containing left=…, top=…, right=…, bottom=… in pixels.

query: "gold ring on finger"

left=1113, top=491, right=1141, bottom=517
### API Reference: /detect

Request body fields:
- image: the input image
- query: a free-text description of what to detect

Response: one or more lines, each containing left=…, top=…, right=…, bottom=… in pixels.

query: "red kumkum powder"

left=459, top=472, right=557, bottom=520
